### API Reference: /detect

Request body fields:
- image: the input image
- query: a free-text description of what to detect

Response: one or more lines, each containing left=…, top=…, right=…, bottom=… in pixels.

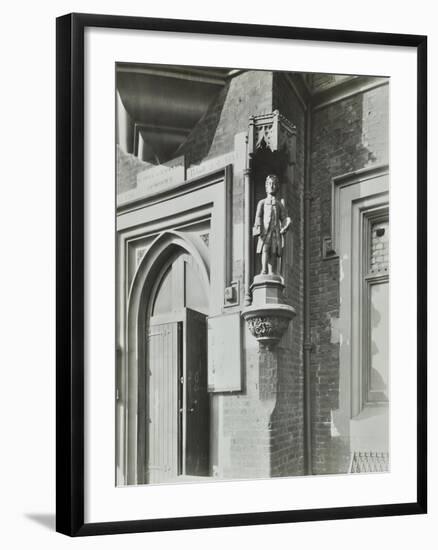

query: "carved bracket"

left=242, top=303, right=296, bottom=349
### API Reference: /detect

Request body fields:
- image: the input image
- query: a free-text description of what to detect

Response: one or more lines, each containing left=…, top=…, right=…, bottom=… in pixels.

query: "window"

left=362, top=212, right=389, bottom=405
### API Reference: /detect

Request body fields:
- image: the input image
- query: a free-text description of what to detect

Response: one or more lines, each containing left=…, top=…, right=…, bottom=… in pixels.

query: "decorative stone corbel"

left=242, top=274, right=296, bottom=349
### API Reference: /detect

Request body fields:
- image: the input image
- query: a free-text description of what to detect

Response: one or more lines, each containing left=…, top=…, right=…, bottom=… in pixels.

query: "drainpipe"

left=303, top=107, right=313, bottom=475
left=244, top=117, right=255, bottom=306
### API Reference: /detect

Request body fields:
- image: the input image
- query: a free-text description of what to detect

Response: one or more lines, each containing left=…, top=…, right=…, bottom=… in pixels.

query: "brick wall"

left=309, top=83, right=389, bottom=474
left=117, top=146, right=153, bottom=193
left=117, top=67, right=389, bottom=479
left=270, top=73, right=306, bottom=476
left=176, top=71, right=306, bottom=478
left=310, top=74, right=351, bottom=93
left=221, top=345, right=273, bottom=478
left=219, top=73, right=306, bottom=479
left=178, top=71, right=274, bottom=166
left=178, top=71, right=274, bottom=303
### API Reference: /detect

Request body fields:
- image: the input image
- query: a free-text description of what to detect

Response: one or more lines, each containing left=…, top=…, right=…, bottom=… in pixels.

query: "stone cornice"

left=283, top=73, right=388, bottom=112
left=312, top=76, right=389, bottom=111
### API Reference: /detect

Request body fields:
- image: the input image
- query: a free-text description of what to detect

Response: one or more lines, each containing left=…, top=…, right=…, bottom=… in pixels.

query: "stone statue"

left=253, top=174, right=291, bottom=276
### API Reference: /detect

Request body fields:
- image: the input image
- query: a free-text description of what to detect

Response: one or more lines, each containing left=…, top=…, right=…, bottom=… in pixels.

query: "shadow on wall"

left=175, top=81, right=230, bottom=167
left=24, top=513, right=55, bottom=531
left=269, top=346, right=305, bottom=478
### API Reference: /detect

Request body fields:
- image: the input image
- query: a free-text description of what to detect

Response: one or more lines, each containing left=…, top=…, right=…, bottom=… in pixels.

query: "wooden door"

left=146, top=322, right=180, bottom=484
left=146, top=252, right=210, bottom=482
left=184, top=308, right=209, bottom=476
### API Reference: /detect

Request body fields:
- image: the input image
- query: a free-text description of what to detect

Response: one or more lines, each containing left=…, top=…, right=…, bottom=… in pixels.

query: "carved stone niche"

left=242, top=110, right=297, bottom=348
left=248, top=112, right=297, bottom=291
left=251, top=110, right=297, bottom=166
left=242, top=274, right=296, bottom=349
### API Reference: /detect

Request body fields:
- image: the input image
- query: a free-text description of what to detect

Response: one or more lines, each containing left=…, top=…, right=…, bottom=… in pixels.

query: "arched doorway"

left=145, top=251, right=210, bottom=484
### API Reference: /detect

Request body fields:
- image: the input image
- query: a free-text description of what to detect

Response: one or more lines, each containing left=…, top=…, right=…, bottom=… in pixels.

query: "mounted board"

left=207, top=313, right=242, bottom=392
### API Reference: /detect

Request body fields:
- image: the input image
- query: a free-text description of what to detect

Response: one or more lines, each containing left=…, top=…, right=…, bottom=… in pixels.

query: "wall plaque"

left=207, top=312, right=242, bottom=392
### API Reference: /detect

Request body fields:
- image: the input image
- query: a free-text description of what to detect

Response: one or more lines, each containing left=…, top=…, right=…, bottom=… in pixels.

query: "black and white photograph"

left=0, top=0, right=433, bottom=546
left=115, top=65, right=390, bottom=486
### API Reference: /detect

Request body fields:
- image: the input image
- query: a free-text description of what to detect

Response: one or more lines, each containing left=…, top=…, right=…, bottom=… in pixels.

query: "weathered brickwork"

left=117, top=68, right=389, bottom=480
left=309, top=83, right=389, bottom=474
left=218, top=73, right=306, bottom=479
left=269, top=346, right=304, bottom=476
left=176, top=71, right=305, bottom=478
left=116, top=146, right=152, bottom=193
left=177, top=71, right=275, bottom=302
left=178, top=71, right=274, bottom=167
left=220, top=344, right=304, bottom=479
left=221, top=346, right=273, bottom=478
left=311, top=74, right=350, bottom=93
left=271, top=73, right=305, bottom=476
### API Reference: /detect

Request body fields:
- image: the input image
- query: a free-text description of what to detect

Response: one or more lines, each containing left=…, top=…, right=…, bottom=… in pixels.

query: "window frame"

left=361, top=208, right=390, bottom=406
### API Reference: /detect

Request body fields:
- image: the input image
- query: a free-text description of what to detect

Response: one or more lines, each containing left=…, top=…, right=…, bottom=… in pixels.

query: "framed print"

left=56, top=13, right=427, bottom=536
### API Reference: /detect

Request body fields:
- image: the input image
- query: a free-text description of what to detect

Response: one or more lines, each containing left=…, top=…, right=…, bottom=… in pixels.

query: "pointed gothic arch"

left=123, top=230, right=210, bottom=484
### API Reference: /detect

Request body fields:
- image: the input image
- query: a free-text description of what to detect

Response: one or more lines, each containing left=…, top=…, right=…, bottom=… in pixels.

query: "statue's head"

left=265, top=174, right=280, bottom=195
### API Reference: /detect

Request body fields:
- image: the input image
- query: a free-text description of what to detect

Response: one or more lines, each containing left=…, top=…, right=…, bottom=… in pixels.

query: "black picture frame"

left=56, top=12, right=427, bottom=537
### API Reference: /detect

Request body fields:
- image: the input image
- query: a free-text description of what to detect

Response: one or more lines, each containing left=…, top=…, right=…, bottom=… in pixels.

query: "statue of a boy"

left=253, top=174, right=291, bottom=276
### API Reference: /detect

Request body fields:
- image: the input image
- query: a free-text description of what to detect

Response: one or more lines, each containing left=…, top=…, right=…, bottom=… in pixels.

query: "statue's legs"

left=261, top=246, right=278, bottom=275
left=268, top=255, right=277, bottom=275
left=261, top=249, right=269, bottom=274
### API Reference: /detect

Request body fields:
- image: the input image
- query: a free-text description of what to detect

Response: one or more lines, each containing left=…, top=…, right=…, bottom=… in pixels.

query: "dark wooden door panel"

left=185, top=308, right=209, bottom=476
